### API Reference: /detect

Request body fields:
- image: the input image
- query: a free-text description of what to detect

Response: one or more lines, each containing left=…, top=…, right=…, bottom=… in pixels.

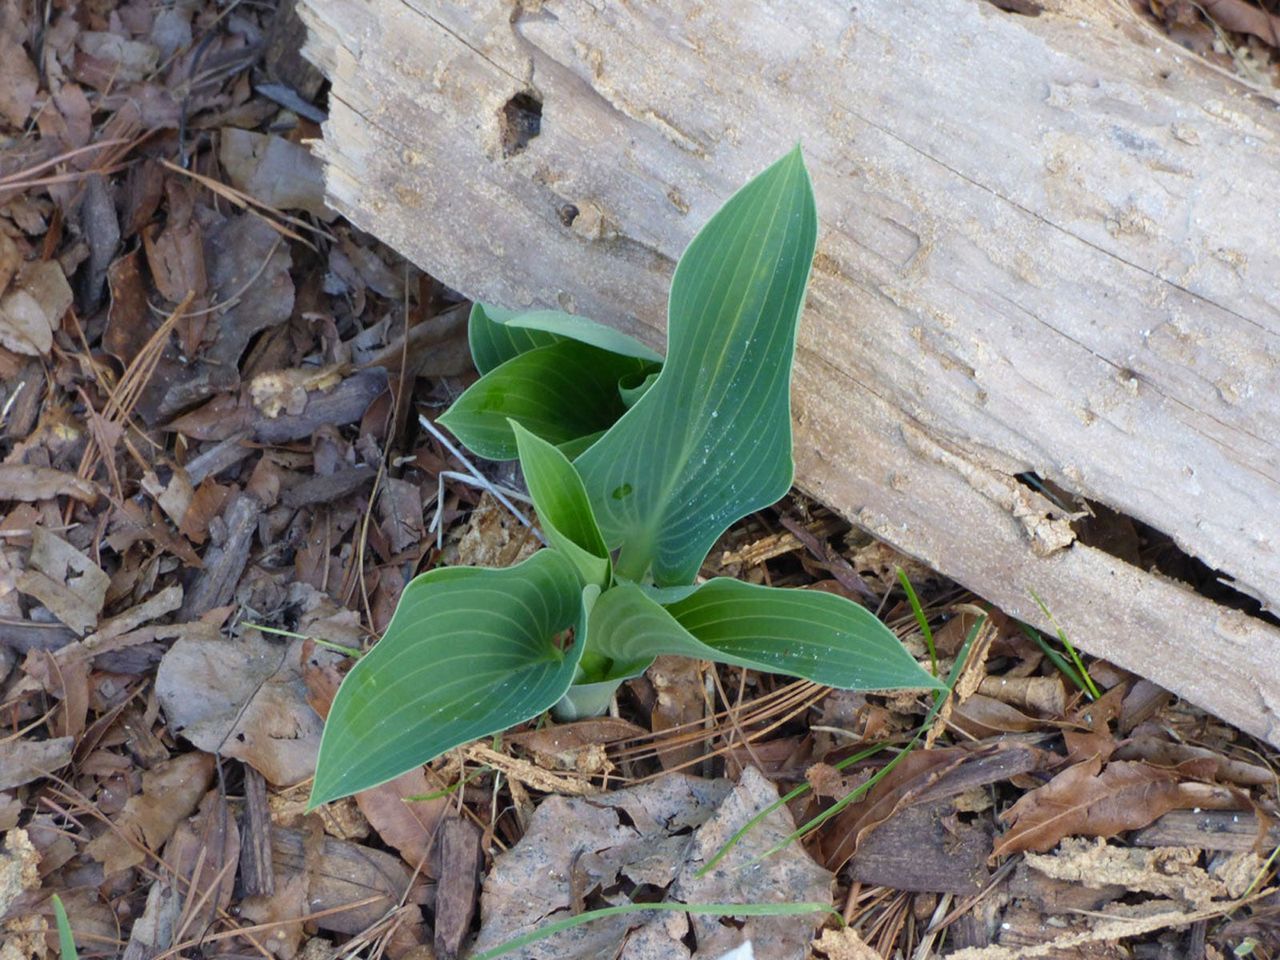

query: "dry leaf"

left=819, top=742, right=1042, bottom=872
left=992, top=758, right=1225, bottom=858
left=0, top=261, right=73, bottom=356
left=0, top=736, right=74, bottom=790
left=0, top=464, right=98, bottom=504
left=85, top=752, right=215, bottom=876
left=16, top=527, right=110, bottom=635
left=156, top=633, right=341, bottom=785
left=472, top=768, right=831, bottom=960
left=354, top=767, right=449, bottom=872
left=219, top=129, right=334, bottom=219
left=0, top=38, right=38, bottom=127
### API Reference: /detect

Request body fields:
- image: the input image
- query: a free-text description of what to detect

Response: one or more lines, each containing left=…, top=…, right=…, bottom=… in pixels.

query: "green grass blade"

left=576, top=147, right=818, bottom=585
left=469, top=900, right=839, bottom=960
left=439, top=341, right=648, bottom=461
left=896, top=568, right=937, bottom=676
left=589, top=580, right=942, bottom=692
left=309, top=551, right=585, bottom=807
left=512, top=421, right=611, bottom=588
left=1029, top=589, right=1099, bottom=700
left=52, top=895, right=78, bottom=960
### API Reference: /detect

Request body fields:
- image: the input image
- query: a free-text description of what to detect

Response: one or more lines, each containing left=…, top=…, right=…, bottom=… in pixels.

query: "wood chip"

left=434, top=817, right=481, bottom=960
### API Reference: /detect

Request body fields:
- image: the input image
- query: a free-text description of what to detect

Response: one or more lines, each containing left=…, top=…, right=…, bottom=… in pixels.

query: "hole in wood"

left=558, top=203, right=579, bottom=227
left=1015, top=472, right=1277, bottom=626
left=500, top=91, right=542, bottom=157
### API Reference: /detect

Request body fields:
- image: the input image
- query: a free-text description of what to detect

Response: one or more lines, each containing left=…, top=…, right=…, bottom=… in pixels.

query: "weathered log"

left=299, top=0, right=1280, bottom=742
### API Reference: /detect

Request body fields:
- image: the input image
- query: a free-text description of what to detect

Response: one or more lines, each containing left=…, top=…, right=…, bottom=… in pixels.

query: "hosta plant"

left=309, top=148, right=942, bottom=807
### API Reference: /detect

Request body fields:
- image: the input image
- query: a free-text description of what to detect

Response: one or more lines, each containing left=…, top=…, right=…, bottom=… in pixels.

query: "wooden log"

left=299, top=0, right=1280, bottom=743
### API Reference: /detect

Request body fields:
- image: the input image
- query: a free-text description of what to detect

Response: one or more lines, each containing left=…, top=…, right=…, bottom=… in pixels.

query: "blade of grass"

left=697, top=615, right=987, bottom=877
left=52, top=895, right=78, bottom=960
left=897, top=568, right=937, bottom=676
left=243, top=622, right=364, bottom=657
left=469, top=900, right=840, bottom=960
left=1029, top=589, right=1099, bottom=700
left=1019, top=623, right=1090, bottom=697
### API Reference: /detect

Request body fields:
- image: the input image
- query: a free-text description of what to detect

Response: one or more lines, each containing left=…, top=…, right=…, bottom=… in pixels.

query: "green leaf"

left=503, top=309, right=664, bottom=364
left=310, top=550, right=586, bottom=807
left=512, top=421, right=610, bottom=588
left=618, top=370, right=660, bottom=408
left=576, top=147, right=818, bottom=584
left=52, top=895, right=78, bottom=960
left=468, top=302, right=560, bottom=375
left=439, top=340, right=649, bottom=460
left=589, top=580, right=942, bottom=692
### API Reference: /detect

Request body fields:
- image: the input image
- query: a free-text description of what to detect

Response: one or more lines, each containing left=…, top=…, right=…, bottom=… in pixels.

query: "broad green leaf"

left=310, top=551, right=585, bottom=806
left=504, top=309, right=664, bottom=364
left=576, top=147, right=818, bottom=584
left=512, top=421, right=610, bottom=588
left=468, top=302, right=560, bottom=374
left=589, top=580, right=942, bottom=692
left=439, top=340, right=649, bottom=461
left=618, top=370, right=660, bottom=408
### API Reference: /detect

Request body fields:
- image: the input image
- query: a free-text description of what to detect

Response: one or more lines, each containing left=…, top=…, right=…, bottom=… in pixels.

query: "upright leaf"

left=310, top=551, right=585, bottom=806
left=512, top=421, right=611, bottom=588
left=588, top=580, right=942, bottom=692
left=439, top=340, right=648, bottom=460
left=576, top=148, right=818, bottom=584
left=468, top=302, right=560, bottom=375
left=503, top=309, right=663, bottom=364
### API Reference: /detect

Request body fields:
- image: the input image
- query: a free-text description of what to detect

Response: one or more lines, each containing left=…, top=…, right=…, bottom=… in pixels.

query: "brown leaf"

left=0, top=464, right=99, bottom=504
left=16, top=527, right=110, bottom=635
left=219, top=129, right=334, bottom=219
left=817, top=748, right=968, bottom=872
left=0, top=736, right=74, bottom=790
left=993, top=758, right=1209, bottom=858
left=949, top=693, right=1045, bottom=738
left=818, top=742, right=1043, bottom=872
left=0, top=260, right=73, bottom=356
left=0, top=37, right=38, bottom=127
left=354, top=767, right=449, bottom=872
left=156, top=632, right=340, bottom=785
left=85, top=752, right=215, bottom=876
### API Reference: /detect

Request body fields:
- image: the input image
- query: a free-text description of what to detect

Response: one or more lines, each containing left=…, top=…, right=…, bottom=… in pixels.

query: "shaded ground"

left=1, top=0, right=1278, bottom=957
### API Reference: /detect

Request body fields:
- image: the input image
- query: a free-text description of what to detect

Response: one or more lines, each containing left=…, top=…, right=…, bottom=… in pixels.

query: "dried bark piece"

left=434, top=817, right=482, bottom=959
left=239, top=765, right=275, bottom=897
left=178, top=491, right=260, bottom=619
